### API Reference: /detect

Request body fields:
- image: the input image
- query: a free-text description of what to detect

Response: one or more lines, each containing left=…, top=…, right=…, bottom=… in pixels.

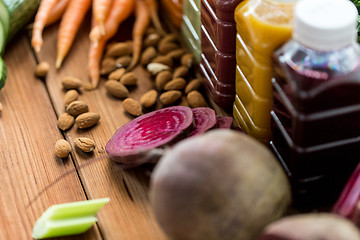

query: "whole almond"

left=181, top=53, right=194, bottom=68
left=108, top=68, right=126, bottom=80
left=120, top=72, right=137, bottom=86
left=160, top=90, right=182, bottom=106
left=101, top=57, right=115, bottom=67
left=140, top=89, right=158, bottom=108
left=64, top=89, right=79, bottom=106
left=115, top=55, right=131, bottom=68
left=144, top=33, right=161, bottom=47
left=35, top=61, right=50, bottom=78
left=187, top=90, right=208, bottom=108
left=61, top=76, right=83, bottom=90
left=185, top=78, right=202, bottom=94
left=75, top=112, right=100, bottom=129
left=173, top=66, right=188, bottom=78
left=145, top=27, right=157, bottom=35
left=158, top=41, right=179, bottom=55
left=158, top=33, right=177, bottom=46
left=167, top=48, right=185, bottom=59
left=100, top=57, right=116, bottom=75
left=151, top=55, right=173, bottom=67
left=141, top=46, right=157, bottom=65
left=57, top=113, right=75, bottom=131
left=66, top=100, right=89, bottom=116
left=147, top=63, right=170, bottom=75
left=74, top=137, right=96, bottom=153
left=155, top=70, right=172, bottom=91
left=106, top=41, right=133, bottom=57
left=164, top=78, right=187, bottom=91
left=123, top=98, right=143, bottom=116
left=105, top=80, right=129, bottom=99
left=55, top=139, right=71, bottom=158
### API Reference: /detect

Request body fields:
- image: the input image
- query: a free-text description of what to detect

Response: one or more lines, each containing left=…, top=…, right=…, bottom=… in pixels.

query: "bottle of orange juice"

left=233, top=0, right=298, bottom=143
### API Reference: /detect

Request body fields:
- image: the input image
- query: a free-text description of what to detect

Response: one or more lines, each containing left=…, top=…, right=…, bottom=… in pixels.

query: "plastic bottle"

left=181, top=0, right=201, bottom=63
left=233, top=0, right=297, bottom=143
left=200, top=0, right=242, bottom=110
left=270, top=0, right=360, bottom=204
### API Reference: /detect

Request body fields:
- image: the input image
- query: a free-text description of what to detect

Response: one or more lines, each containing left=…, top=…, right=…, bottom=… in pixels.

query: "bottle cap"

left=294, top=0, right=358, bottom=51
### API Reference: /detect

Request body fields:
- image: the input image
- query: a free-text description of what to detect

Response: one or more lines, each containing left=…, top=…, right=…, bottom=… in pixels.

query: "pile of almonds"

left=54, top=77, right=100, bottom=158
left=101, top=28, right=208, bottom=117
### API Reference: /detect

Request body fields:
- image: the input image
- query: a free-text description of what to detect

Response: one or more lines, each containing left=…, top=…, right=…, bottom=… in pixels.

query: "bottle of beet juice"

left=270, top=0, right=360, bottom=205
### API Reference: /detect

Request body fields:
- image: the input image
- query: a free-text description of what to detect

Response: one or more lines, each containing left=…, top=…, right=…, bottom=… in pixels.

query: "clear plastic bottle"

left=270, top=0, right=360, bottom=204
left=233, top=0, right=297, bottom=143
left=200, top=0, right=242, bottom=110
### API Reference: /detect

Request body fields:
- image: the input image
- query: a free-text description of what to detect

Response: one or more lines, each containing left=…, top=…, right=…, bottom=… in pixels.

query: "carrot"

left=88, top=40, right=106, bottom=88
left=89, top=0, right=135, bottom=44
left=127, top=0, right=150, bottom=70
left=31, top=0, right=59, bottom=53
left=45, top=0, right=70, bottom=26
left=92, top=0, right=114, bottom=35
left=55, top=0, right=91, bottom=69
left=144, top=0, right=166, bottom=36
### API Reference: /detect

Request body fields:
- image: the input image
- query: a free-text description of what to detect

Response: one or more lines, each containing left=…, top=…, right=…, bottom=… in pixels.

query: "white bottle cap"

left=293, top=0, right=358, bottom=51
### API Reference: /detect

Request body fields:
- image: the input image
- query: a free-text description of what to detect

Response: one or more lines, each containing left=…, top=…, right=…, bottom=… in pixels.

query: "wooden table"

left=0, top=16, right=172, bottom=239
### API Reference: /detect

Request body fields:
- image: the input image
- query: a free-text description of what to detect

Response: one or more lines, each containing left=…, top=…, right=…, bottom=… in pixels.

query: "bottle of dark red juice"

left=270, top=0, right=360, bottom=206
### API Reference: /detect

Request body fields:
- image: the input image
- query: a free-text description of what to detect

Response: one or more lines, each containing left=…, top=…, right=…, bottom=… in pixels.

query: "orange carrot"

left=89, top=0, right=135, bottom=44
left=127, top=0, right=150, bottom=70
left=56, top=0, right=91, bottom=69
left=144, top=0, right=166, bottom=35
left=31, top=0, right=59, bottom=53
left=88, top=40, right=106, bottom=88
left=92, top=0, right=114, bottom=35
left=45, top=0, right=70, bottom=26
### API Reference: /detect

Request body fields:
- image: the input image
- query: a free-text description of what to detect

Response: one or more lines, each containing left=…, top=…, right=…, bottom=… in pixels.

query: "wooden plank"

left=35, top=16, right=167, bottom=239
left=0, top=34, right=101, bottom=239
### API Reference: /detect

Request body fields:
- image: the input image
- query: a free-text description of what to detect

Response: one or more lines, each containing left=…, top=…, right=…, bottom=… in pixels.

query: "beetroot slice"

left=189, top=107, right=217, bottom=137
left=216, top=116, right=233, bottom=129
left=105, top=106, right=194, bottom=165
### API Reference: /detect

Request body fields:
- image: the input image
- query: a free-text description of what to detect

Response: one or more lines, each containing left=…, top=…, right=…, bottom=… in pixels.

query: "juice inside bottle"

left=181, top=0, right=201, bottom=63
left=270, top=0, right=360, bottom=204
left=200, top=0, right=242, bottom=110
left=233, top=0, right=297, bottom=143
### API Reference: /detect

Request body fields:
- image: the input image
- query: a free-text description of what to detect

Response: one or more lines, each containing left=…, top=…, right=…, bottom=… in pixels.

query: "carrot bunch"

left=31, top=0, right=166, bottom=88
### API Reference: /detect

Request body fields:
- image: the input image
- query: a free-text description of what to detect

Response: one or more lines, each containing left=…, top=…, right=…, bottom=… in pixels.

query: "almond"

left=151, top=55, right=173, bottom=67
left=158, top=33, right=177, bottom=46
left=147, top=63, right=170, bottom=75
left=108, top=68, right=126, bottom=80
left=167, top=49, right=185, bottom=60
left=75, top=112, right=100, bottom=129
left=115, top=55, right=131, bottom=68
left=144, top=33, right=161, bottom=47
left=187, top=90, right=208, bottom=108
left=155, top=70, right=172, bottom=91
left=74, top=137, right=96, bottom=153
left=145, top=27, right=157, bottom=35
left=105, top=41, right=133, bottom=57
left=173, top=66, right=188, bottom=78
left=63, top=89, right=79, bottom=106
left=120, top=72, right=137, bottom=86
left=55, top=139, right=71, bottom=158
left=61, top=76, right=83, bottom=90
left=35, top=61, right=50, bottom=78
left=185, top=78, right=202, bottom=94
left=66, top=100, right=89, bottom=116
left=160, top=90, right=182, bottom=106
left=57, top=113, right=75, bottom=131
left=158, top=41, right=179, bottom=55
left=141, top=46, right=157, bottom=65
left=105, top=80, right=129, bottom=99
left=164, top=78, right=187, bottom=91
left=181, top=53, right=194, bottom=68
left=140, top=89, right=158, bottom=108
left=100, top=58, right=116, bottom=75
left=123, top=98, right=143, bottom=116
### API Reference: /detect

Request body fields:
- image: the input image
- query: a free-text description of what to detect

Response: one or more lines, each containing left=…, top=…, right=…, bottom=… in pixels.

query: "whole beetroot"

left=149, top=129, right=291, bottom=240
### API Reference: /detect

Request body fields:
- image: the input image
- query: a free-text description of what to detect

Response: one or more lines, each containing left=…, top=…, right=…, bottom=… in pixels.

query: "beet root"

left=105, top=106, right=194, bottom=165
left=189, top=107, right=217, bottom=137
left=259, top=213, right=360, bottom=240
left=150, top=129, right=291, bottom=240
